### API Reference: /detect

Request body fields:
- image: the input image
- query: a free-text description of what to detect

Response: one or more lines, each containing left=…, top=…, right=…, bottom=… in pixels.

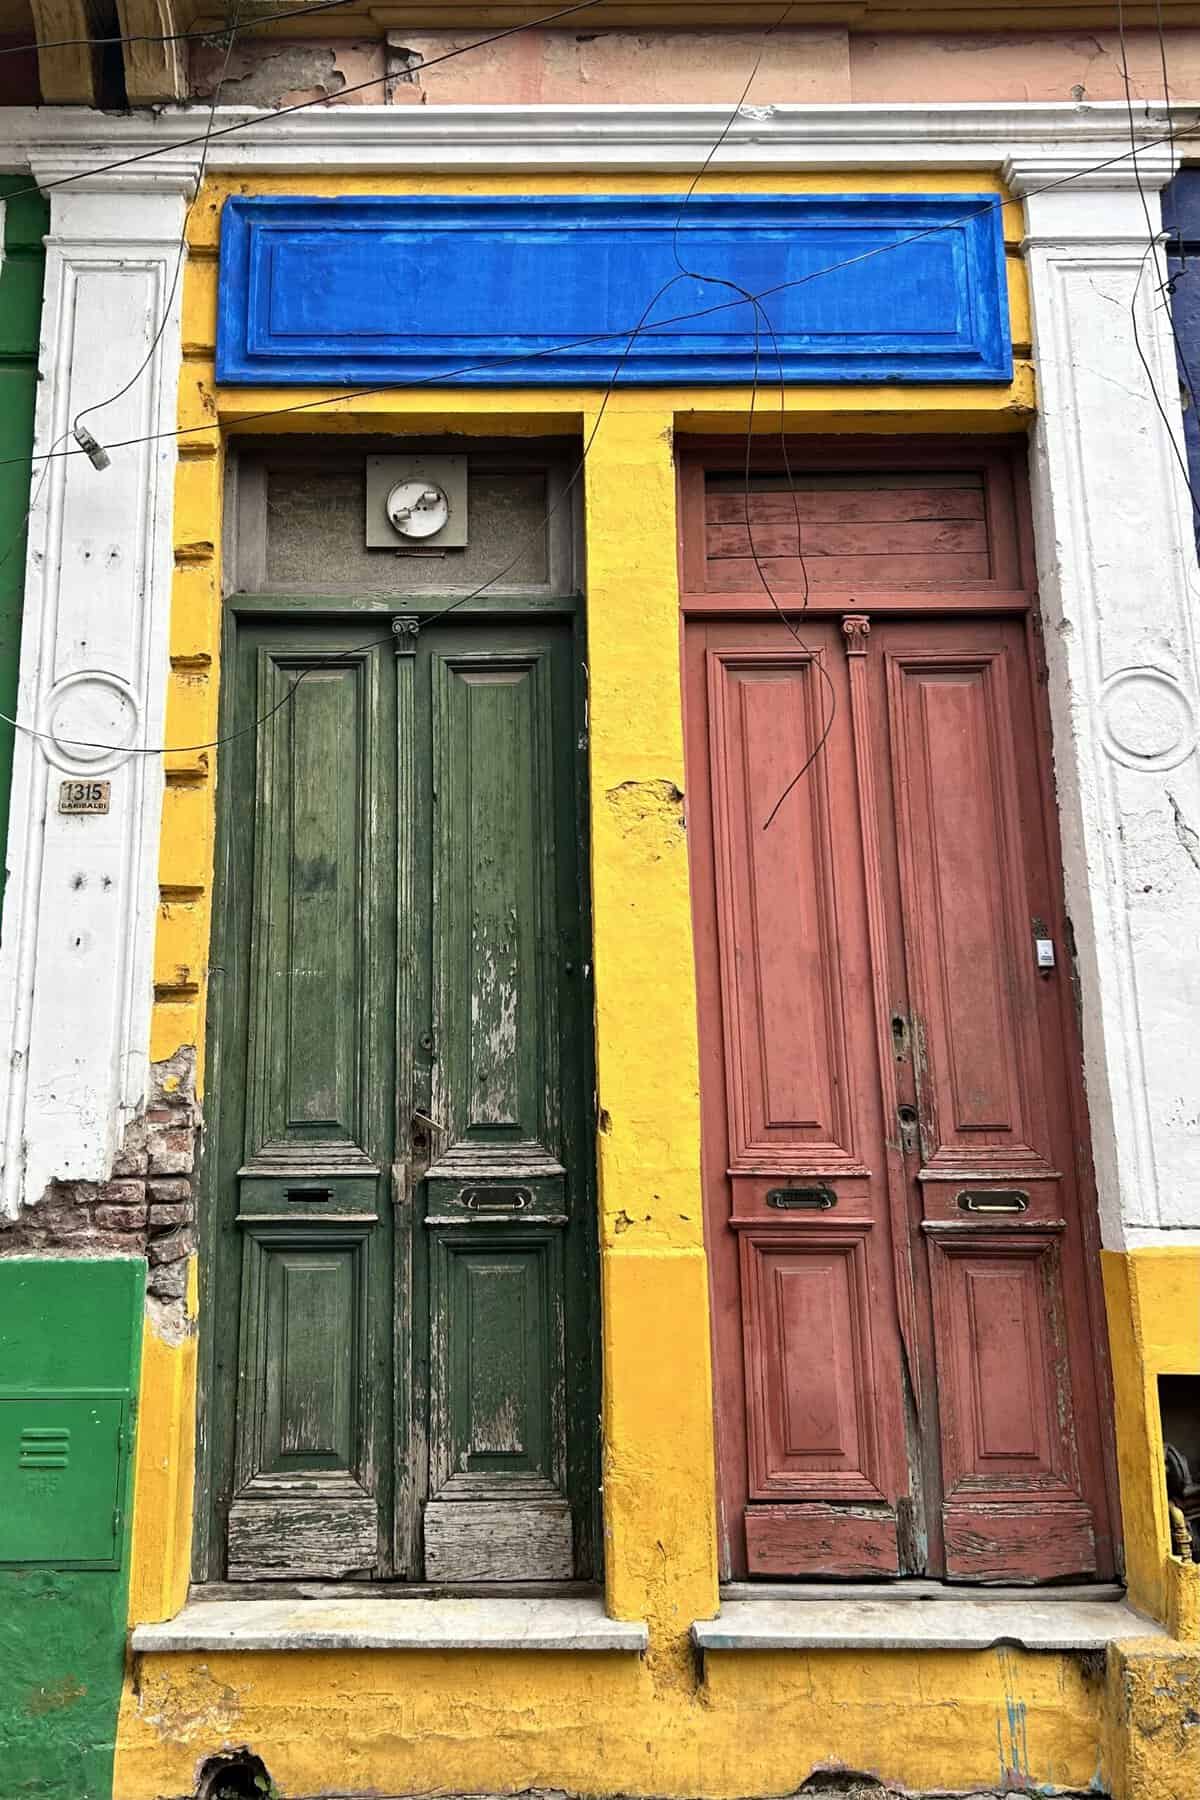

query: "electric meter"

left=365, top=455, right=468, bottom=548
left=386, top=480, right=451, bottom=539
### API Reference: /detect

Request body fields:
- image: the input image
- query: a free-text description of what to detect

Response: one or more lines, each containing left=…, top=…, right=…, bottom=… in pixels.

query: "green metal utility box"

left=0, top=1394, right=131, bottom=1567
left=0, top=1260, right=141, bottom=1569
left=0, top=1258, right=144, bottom=1799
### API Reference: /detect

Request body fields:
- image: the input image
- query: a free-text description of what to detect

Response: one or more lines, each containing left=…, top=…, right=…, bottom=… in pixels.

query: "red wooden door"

left=686, top=607, right=1116, bottom=1582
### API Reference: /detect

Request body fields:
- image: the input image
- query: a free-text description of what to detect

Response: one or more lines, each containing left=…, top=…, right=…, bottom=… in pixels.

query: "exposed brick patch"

left=0, top=1047, right=199, bottom=1321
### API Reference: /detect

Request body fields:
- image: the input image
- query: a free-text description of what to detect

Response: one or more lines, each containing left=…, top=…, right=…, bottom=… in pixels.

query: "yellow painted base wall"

left=116, top=1645, right=1108, bottom=1798
left=116, top=1246, right=1200, bottom=1800
left=1103, top=1249, right=1200, bottom=1627
left=115, top=170, right=1200, bottom=1800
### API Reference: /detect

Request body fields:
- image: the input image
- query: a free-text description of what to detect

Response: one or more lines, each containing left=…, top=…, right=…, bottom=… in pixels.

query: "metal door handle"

left=766, top=1187, right=836, bottom=1211
left=956, top=1189, right=1029, bottom=1213
left=462, top=1187, right=531, bottom=1212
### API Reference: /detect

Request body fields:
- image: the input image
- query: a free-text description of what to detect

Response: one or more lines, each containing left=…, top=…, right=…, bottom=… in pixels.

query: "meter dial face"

left=386, top=479, right=450, bottom=539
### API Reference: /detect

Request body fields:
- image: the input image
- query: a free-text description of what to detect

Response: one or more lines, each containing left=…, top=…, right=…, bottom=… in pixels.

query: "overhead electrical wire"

left=662, top=0, right=837, bottom=826
left=0, top=1, right=832, bottom=777
left=0, top=6, right=246, bottom=578
left=1116, top=0, right=1200, bottom=537
left=0, top=0, right=783, bottom=762
left=2, top=111, right=1194, bottom=755
left=3, top=117, right=1199, bottom=478
left=72, top=1, right=244, bottom=450
left=0, top=12, right=1194, bottom=767
left=0, top=0, right=615, bottom=206
left=0, top=0, right=375, bottom=58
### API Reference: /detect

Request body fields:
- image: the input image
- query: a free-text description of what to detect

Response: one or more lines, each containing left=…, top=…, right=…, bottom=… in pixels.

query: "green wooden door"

left=203, top=611, right=596, bottom=1582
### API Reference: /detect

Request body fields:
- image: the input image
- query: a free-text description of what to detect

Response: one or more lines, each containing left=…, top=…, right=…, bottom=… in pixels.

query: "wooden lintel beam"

left=29, top=0, right=98, bottom=104
left=116, top=0, right=186, bottom=102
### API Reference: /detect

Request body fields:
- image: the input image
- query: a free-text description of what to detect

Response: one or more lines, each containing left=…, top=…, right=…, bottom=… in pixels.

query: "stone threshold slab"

left=692, top=1596, right=1162, bottom=1655
left=720, top=1579, right=1129, bottom=1603
left=132, top=1596, right=648, bottom=1654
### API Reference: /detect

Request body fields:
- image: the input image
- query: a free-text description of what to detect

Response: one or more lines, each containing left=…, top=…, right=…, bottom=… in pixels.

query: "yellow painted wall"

left=1103, top=1249, right=1200, bottom=1626
left=117, top=1643, right=1111, bottom=1798
left=114, top=169, right=1199, bottom=1800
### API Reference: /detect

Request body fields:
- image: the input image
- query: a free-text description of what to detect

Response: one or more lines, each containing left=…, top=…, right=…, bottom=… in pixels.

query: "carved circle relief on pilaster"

left=1100, top=667, right=1197, bottom=772
left=41, top=670, right=141, bottom=774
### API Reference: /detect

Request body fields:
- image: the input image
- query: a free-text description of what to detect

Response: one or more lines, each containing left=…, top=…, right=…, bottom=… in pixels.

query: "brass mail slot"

left=956, top=1189, right=1029, bottom=1214
left=462, top=1187, right=532, bottom=1212
left=766, top=1187, right=837, bottom=1211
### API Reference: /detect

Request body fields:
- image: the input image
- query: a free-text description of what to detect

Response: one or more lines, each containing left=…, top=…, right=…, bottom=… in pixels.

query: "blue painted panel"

left=216, top=194, right=1011, bottom=387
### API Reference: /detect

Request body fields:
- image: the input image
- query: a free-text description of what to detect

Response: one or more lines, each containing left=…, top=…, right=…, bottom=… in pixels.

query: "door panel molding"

left=885, top=646, right=1058, bottom=1182
left=739, top=1225, right=888, bottom=1507
left=426, top=1224, right=572, bottom=1581
left=429, top=647, right=564, bottom=1180
left=927, top=1226, right=1097, bottom=1579
left=243, top=640, right=388, bottom=1176
left=745, top=1504, right=900, bottom=1579
left=706, top=648, right=866, bottom=1176
left=229, top=1219, right=380, bottom=1580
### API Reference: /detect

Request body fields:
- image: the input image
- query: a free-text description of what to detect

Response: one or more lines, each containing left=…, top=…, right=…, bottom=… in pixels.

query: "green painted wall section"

left=0, top=1259, right=144, bottom=1800
left=0, top=179, right=47, bottom=911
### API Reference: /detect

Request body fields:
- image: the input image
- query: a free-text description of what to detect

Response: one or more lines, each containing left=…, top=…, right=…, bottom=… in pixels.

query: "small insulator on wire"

left=73, top=424, right=111, bottom=471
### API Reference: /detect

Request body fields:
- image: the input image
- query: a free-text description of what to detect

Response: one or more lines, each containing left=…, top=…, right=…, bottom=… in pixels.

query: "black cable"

left=6, top=115, right=1200, bottom=478
left=0, top=0, right=618, bottom=584
left=1149, top=0, right=1200, bottom=455
left=0, top=0, right=367, bottom=58
left=0, top=0, right=612, bottom=207
left=5, top=40, right=1197, bottom=756
left=751, top=296, right=838, bottom=832
left=1116, top=0, right=1200, bottom=526
left=660, top=0, right=837, bottom=819
left=72, top=4, right=243, bottom=446
left=0, top=2, right=768, bottom=761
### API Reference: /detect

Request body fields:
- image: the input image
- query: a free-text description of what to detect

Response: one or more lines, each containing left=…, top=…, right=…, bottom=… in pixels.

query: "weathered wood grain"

left=705, top=483, right=986, bottom=526
left=943, top=1505, right=1097, bottom=1583
left=707, top=520, right=989, bottom=561
left=228, top=1496, right=379, bottom=1580
left=424, top=1500, right=573, bottom=1582
left=746, top=1505, right=900, bottom=1578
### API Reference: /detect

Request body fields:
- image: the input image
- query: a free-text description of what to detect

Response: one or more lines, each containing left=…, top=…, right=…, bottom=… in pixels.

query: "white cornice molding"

left=1003, top=143, right=1182, bottom=194
left=27, top=152, right=202, bottom=197
left=0, top=100, right=1196, bottom=181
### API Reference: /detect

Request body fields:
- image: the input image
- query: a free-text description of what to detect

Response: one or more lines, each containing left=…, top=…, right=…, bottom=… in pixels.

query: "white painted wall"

left=1012, top=150, right=1200, bottom=1249
left=0, top=156, right=199, bottom=1217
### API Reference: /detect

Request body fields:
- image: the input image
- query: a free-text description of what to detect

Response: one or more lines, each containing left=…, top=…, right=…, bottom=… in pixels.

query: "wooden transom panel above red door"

left=679, top=448, right=1028, bottom=605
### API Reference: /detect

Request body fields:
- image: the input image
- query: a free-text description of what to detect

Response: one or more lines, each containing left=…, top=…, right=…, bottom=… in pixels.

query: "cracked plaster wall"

left=185, top=27, right=1200, bottom=107
left=0, top=1047, right=200, bottom=1328
left=189, top=37, right=385, bottom=107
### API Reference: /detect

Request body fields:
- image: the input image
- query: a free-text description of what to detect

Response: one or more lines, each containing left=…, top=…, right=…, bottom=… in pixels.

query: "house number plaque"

left=58, top=779, right=111, bottom=815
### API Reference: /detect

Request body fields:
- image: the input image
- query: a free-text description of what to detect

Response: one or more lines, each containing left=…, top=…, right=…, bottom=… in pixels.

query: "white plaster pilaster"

left=0, top=155, right=200, bottom=1218
left=1009, top=149, right=1200, bottom=1249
